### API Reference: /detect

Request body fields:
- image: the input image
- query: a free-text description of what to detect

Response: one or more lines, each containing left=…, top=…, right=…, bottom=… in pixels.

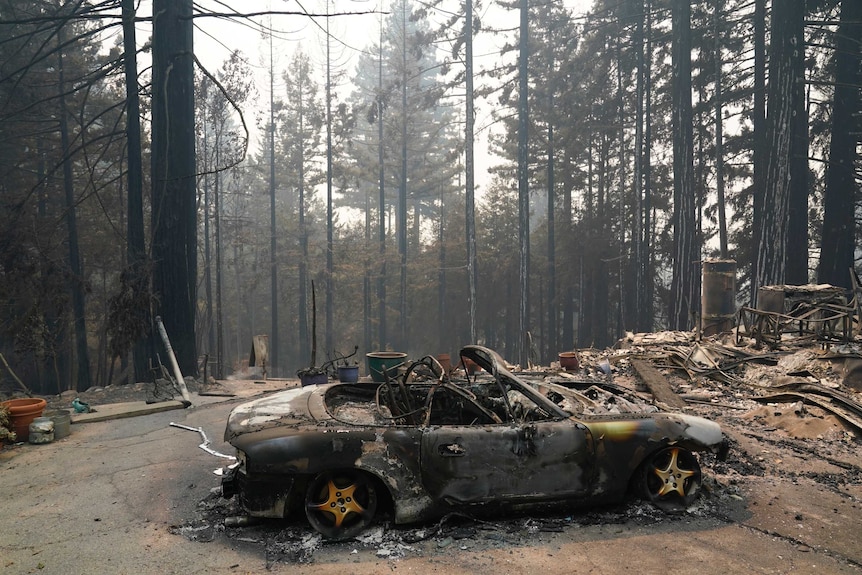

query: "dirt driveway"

left=2, top=365, right=862, bottom=575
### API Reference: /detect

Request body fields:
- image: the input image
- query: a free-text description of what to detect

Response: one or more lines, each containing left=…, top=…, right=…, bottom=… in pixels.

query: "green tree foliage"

left=345, top=0, right=461, bottom=354
left=195, top=50, right=254, bottom=377
left=280, top=49, right=325, bottom=370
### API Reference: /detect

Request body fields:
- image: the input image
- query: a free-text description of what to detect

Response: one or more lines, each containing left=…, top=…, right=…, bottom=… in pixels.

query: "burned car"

left=221, top=345, right=727, bottom=540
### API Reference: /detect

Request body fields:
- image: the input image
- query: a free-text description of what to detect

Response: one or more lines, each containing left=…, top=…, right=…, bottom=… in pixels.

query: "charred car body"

left=222, top=345, right=728, bottom=540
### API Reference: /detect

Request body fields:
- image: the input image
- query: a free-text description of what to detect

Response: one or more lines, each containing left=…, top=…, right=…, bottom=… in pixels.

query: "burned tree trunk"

left=517, top=0, right=531, bottom=366
left=755, top=0, right=803, bottom=292
left=122, top=0, right=151, bottom=383
left=465, top=0, right=478, bottom=345
left=670, top=0, right=696, bottom=330
left=150, top=0, right=197, bottom=374
left=57, top=31, right=92, bottom=391
left=818, top=0, right=861, bottom=290
left=751, top=0, right=766, bottom=305
left=785, top=3, right=808, bottom=285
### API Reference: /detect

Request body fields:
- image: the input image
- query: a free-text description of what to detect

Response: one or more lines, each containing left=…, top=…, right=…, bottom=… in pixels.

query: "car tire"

left=305, top=470, right=379, bottom=540
left=638, top=446, right=702, bottom=512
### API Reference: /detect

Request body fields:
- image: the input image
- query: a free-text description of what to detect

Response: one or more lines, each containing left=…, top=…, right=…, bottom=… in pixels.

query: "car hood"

left=224, top=385, right=329, bottom=442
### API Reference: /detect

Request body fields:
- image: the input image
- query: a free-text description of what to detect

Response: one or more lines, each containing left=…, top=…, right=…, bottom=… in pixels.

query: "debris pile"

left=594, top=328, right=862, bottom=440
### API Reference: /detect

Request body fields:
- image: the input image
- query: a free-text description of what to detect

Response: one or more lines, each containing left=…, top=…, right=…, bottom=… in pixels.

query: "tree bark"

left=755, top=0, right=803, bottom=294
left=546, top=41, right=556, bottom=362
left=634, top=0, right=647, bottom=331
left=268, top=32, right=280, bottom=376
left=465, top=0, right=477, bottom=345
left=151, top=0, right=197, bottom=375
left=398, top=0, right=409, bottom=353
left=670, top=0, right=696, bottom=330
left=785, top=1, right=808, bottom=285
left=57, top=30, right=92, bottom=391
left=751, top=0, right=766, bottom=305
left=713, top=0, right=728, bottom=258
left=122, top=0, right=151, bottom=383
left=561, top=150, right=574, bottom=350
left=642, top=0, right=654, bottom=331
left=518, top=0, right=530, bottom=366
left=438, top=189, right=447, bottom=353
left=818, top=0, right=861, bottom=290
left=377, top=23, right=387, bottom=350
left=298, top=69, right=310, bottom=370
left=325, top=4, right=334, bottom=358
left=616, top=34, right=626, bottom=338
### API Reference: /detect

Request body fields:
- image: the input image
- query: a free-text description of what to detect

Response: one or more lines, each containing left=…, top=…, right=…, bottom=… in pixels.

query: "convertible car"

left=221, top=345, right=728, bottom=540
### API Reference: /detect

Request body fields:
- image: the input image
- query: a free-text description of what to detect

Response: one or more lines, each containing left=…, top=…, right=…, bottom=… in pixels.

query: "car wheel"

left=305, top=470, right=379, bottom=540
left=639, top=446, right=702, bottom=512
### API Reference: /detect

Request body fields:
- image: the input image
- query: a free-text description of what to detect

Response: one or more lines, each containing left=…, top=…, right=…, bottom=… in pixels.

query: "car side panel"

left=419, top=420, right=593, bottom=504
left=583, top=413, right=723, bottom=499
left=230, top=425, right=441, bottom=524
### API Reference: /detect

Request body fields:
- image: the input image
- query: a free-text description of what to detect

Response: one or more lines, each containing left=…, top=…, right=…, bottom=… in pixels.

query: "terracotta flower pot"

left=461, top=357, right=481, bottom=374
left=2, top=397, right=47, bottom=439
left=435, top=353, right=452, bottom=374
left=558, top=351, right=580, bottom=371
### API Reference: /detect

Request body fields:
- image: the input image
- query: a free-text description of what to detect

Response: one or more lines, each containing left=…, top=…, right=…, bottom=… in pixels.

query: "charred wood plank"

left=630, top=358, right=686, bottom=409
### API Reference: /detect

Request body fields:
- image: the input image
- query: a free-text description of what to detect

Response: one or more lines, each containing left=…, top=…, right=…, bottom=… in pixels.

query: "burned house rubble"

left=600, top=282, right=862, bottom=435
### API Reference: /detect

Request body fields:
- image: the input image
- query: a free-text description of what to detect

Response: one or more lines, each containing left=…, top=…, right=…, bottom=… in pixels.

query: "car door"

left=419, top=385, right=592, bottom=503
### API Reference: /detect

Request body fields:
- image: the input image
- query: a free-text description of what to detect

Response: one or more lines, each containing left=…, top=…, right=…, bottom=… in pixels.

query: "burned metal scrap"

left=662, top=341, right=779, bottom=385
left=752, top=381, right=862, bottom=434
left=609, top=321, right=862, bottom=439
left=171, top=422, right=236, bottom=460
left=736, top=284, right=855, bottom=349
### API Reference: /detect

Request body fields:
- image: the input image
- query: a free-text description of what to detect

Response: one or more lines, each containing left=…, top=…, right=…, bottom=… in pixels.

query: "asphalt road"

left=2, top=388, right=861, bottom=575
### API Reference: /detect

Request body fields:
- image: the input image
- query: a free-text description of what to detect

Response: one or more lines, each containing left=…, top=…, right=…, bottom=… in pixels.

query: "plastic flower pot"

left=299, top=372, right=328, bottom=387
left=337, top=365, right=360, bottom=383
left=366, top=352, right=407, bottom=383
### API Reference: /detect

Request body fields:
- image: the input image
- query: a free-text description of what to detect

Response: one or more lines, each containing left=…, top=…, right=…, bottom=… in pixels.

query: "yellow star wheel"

left=308, top=479, right=366, bottom=527
left=651, top=447, right=697, bottom=498
left=305, top=471, right=379, bottom=540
